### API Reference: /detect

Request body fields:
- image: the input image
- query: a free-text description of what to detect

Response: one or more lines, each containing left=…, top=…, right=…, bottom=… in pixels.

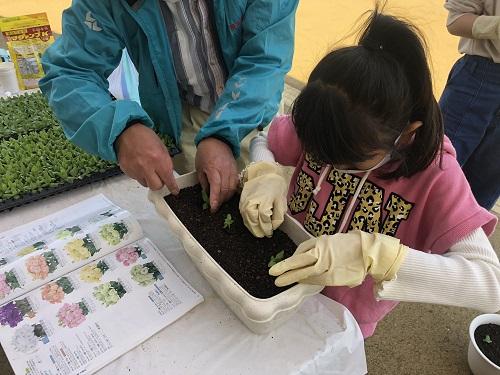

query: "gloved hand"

left=239, top=162, right=288, bottom=238
left=472, top=15, right=500, bottom=40
left=269, top=230, right=408, bottom=287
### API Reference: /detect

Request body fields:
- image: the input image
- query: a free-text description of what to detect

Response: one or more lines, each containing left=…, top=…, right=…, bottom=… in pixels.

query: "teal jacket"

left=39, top=0, right=298, bottom=162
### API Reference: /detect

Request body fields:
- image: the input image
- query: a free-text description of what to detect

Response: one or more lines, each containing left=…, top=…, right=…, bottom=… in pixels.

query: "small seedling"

left=201, top=190, right=210, bottom=210
left=484, top=335, right=493, bottom=344
left=268, top=250, right=285, bottom=268
left=223, top=214, right=234, bottom=230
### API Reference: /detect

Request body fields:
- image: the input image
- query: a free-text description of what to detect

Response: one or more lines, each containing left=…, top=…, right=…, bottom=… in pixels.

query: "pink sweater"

left=268, top=115, right=497, bottom=337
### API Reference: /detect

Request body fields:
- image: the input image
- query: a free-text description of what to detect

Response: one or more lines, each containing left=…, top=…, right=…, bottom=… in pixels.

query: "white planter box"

left=468, top=313, right=500, bottom=375
left=148, top=172, right=323, bottom=334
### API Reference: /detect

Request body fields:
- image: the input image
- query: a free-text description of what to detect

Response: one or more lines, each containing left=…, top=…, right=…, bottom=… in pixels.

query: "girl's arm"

left=249, top=115, right=303, bottom=166
left=376, top=228, right=500, bottom=312
left=249, top=131, right=276, bottom=162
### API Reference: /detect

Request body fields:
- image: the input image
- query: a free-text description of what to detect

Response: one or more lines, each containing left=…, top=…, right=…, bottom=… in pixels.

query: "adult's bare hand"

left=195, top=137, right=239, bottom=212
left=116, top=123, right=179, bottom=194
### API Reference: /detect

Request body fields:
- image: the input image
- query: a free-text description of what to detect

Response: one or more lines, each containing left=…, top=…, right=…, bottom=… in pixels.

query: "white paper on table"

left=0, top=195, right=133, bottom=254
left=0, top=237, right=203, bottom=375
left=0, top=195, right=144, bottom=305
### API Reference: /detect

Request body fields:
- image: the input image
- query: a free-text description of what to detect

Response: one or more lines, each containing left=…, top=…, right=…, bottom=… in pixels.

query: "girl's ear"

left=397, top=121, right=423, bottom=147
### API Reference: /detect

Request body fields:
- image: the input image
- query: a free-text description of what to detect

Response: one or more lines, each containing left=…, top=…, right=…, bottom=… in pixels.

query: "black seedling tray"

left=0, top=166, right=122, bottom=213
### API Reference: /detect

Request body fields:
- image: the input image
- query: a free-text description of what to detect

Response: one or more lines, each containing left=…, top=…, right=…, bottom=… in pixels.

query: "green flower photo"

left=130, top=262, right=163, bottom=286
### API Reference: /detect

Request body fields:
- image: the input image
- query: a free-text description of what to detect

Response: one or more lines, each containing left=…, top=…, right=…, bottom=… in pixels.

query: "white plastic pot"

left=148, top=172, right=323, bottom=334
left=468, top=313, right=500, bottom=375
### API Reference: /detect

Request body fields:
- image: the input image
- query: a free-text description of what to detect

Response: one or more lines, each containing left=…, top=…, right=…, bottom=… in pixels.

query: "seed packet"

left=0, top=13, right=55, bottom=90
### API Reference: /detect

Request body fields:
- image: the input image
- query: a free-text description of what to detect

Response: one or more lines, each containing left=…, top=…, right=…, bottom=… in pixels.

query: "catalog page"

left=0, top=237, right=203, bottom=375
left=0, top=195, right=143, bottom=304
left=0, top=195, right=204, bottom=374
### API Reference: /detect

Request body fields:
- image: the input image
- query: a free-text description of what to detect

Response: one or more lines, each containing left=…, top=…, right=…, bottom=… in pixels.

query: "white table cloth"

left=0, top=175, right=367, bottom=375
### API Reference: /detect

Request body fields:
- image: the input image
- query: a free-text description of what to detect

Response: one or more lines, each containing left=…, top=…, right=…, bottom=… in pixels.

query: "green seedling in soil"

left=268, top=250, right=285, bottom=268
left=201, top=190, right=210, bottom=210
left=223, top=214, right=234, bottom=230
left=484, top=335, right=493, bottom=344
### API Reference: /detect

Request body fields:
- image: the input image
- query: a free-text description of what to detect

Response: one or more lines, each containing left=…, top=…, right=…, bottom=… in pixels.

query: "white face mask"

left=331, top=133, right=402, bottom=174
left=312, top=133, right=402, bottom=196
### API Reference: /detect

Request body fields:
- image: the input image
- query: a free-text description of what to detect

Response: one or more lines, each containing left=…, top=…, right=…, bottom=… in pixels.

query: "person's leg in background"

left=461, top=111, right=500, bottom=209
left=439, top=55, right=500, bottom=210
left=172, top=103, right=254, bottom=175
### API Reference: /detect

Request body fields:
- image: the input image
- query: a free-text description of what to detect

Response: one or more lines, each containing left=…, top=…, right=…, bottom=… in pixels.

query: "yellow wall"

left=291, top=0, right=460, bottom=97
left=0, top=0, right=460, bottom=96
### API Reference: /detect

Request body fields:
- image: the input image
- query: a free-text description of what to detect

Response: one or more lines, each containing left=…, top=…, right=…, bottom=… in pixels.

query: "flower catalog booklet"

left=0, top=195, right=204, bottom=375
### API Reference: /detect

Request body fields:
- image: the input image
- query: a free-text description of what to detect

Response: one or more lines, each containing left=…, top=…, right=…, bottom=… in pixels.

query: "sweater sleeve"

left=376, top=228, right=500, bottom=312
left=249, top=132, right=276, bottom=162
left=444, top=0, right=484, bottom=25
left=267, top=115, right=303, bottom=166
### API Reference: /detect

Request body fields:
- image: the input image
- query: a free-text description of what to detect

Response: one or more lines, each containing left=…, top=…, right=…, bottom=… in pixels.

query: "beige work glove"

left=269, top=230, right=408, bottom=287
left=472, top=15, right=500, bottom=40
left=239, top=162, right=288, bottom=238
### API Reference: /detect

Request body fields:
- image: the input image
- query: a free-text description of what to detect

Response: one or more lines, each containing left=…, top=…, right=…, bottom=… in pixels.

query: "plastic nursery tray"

left=149, top=171, right=323, bottom=334
left=0, top=166, right=122, bottom=213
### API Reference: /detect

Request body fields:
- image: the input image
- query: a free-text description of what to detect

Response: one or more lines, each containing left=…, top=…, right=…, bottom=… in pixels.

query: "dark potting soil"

left=165, top=185, right=296, bottom=299
left=475, top=323, right=500, bottom=366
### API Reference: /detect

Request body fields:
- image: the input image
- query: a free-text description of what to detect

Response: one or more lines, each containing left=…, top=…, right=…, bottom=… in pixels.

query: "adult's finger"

left=197, top=169, right=209, bottom=197
left=155, top=154, right=179, bottom=195
left=220, top=171, right=239, bottom=204
left=145, top=171, right=164, bottom=191
left=205, top=168, right=222, bottom=212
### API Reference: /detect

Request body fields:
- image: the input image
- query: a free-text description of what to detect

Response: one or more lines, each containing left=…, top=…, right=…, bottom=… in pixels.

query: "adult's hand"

left=116, top=123, right=179, bottom=194
left=195, top=137, right=239, bottom=212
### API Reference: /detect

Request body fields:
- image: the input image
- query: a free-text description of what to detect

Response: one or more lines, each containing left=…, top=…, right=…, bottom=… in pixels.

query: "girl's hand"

left=269, top=231, right=408, bottom=287
left=239, top=162, right=288, bottom=238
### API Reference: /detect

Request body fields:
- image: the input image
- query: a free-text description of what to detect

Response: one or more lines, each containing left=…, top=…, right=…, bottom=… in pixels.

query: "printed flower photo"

left=16, top=241, right=46, bottom=257
left=0, top=270, right=21, bottom=300
left=25, top=251, right=59, bottom=280
left=99, top=222, right=129, bottom=246
left=40, top=277, right=74, bottom=304
left=130, top=262, right=163, bottom=286
left=55, top=226, right=81, bottom=240
left=57, top=301, right=89, bottom=328
left=0, top=298, right=36, bottom=328
left=115, top=245, right=145, bottom=266
left=93, top=281, right=127, bottom=307
left=64, top=235, right=99, bottom=262
left=79, top=261, right=109, bottom=283
left=11, top=323, right=48, bottom=353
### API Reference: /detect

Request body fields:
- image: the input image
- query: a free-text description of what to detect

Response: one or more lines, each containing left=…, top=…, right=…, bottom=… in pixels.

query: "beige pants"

left=172, top=103, right=255, bottom=174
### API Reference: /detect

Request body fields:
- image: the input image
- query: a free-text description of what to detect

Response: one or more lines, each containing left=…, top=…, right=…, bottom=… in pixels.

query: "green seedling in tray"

left=268, top=250, right=285, bottom=268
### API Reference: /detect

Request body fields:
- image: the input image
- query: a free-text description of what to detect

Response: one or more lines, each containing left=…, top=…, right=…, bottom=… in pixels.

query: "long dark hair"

left=292, top=8, right=443, bottom=178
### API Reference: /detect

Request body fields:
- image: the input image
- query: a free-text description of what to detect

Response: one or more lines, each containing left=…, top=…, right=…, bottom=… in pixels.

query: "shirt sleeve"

left=376, top=228, right=500, bottom=312
left=444, top=0, right=485, bottom=25
left=267, top=115, right=303, bottom=166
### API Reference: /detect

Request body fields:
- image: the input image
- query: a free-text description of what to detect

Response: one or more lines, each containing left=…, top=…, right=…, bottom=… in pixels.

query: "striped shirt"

left=161, top=0, right=227, bottom=113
